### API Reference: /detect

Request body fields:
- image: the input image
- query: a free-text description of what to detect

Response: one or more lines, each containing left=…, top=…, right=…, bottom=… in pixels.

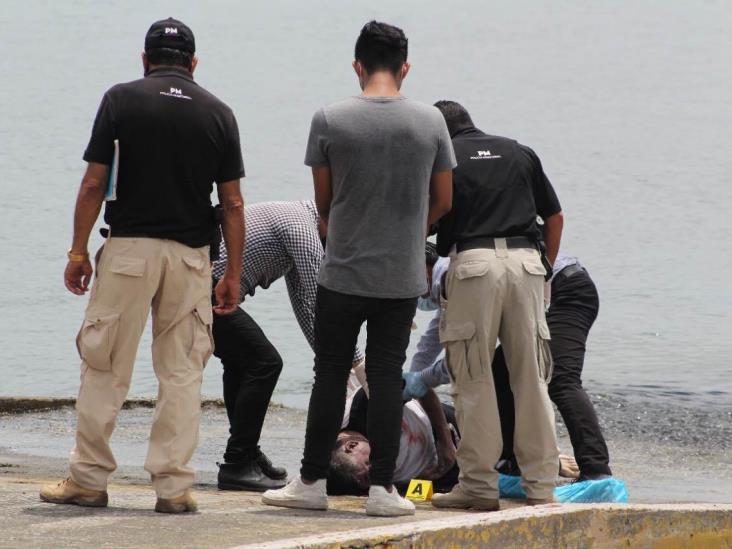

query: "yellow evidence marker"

left=406, top=479, right=434, bottom=501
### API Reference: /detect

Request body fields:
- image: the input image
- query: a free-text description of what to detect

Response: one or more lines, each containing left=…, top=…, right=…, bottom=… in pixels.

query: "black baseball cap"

left=144, top=18, right=195, bottom=54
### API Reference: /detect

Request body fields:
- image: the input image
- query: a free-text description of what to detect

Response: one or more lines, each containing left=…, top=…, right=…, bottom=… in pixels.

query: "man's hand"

left=65, top=161, right=107, bottom=296
left=420, top=437, right=457, bottom=480
left=64, top=259, right=93, bottom=295
left=217, top=179, right=245, bottom=309
left=402, top=371, right=428, bottom=400
left=214, top=276, right=239, bottom=315
left=417, top=387, right=455, bottom=479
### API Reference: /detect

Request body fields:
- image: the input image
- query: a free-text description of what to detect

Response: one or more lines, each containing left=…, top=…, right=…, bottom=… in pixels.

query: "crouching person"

left=211, top=200, right=363, bottom=491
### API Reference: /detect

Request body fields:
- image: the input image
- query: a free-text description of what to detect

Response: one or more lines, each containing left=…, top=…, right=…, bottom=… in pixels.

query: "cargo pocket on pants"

left=522, top=257, right=547, bottom=278
left=182, top=254, right=207, bottom=273
left=537, top=320, right=553, bottom=382
left=190, top=304, right=214, bottom=368
left=76, top=312, right=121, bottom=371
left=109, top=255, right=146, bottom=277
left=440, top=322, right=479, bottom=388
left=455, top=260, right=491, bottom=281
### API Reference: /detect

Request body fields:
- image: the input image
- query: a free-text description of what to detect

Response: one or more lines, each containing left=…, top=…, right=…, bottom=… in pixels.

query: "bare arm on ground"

left=418, top=388, right=457, bottom=479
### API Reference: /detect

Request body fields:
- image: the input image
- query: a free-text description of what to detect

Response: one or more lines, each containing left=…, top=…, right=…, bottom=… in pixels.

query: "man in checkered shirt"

left=212, top=200, right=363, bottom=492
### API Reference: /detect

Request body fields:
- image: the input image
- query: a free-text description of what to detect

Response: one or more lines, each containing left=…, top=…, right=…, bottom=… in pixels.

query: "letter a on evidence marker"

left=406, top=479, right=433, bottom=501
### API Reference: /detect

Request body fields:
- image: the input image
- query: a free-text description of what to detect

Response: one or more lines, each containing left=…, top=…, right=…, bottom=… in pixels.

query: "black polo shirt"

left=436, top=127, right=561, bottom=256
left=83, top=67, right=245, bottom=248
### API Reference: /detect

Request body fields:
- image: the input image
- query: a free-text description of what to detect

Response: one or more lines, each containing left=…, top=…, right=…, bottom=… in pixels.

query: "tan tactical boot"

left=155, top=490, right=198, bottom=514
left=39, top=478, right=108, bottom=507
left=431, top=483, right=499, bottom=511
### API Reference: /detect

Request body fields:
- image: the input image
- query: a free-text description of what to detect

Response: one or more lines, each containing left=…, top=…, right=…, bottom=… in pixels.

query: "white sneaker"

left=261, top=476, right=328, bottom=511
left=365, top=485, right=416, bottom=516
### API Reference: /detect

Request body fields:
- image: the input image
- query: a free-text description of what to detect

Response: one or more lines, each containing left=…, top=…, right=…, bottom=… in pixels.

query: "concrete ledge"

left=0, top=397, right=227, bottom=415
left=1, top=470, right=731, bottom=548
left=238, top=504, right=732, bottom=549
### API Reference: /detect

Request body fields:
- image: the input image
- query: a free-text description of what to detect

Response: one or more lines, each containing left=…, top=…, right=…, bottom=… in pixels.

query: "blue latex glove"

left=402, top=371, right=428, bottom=400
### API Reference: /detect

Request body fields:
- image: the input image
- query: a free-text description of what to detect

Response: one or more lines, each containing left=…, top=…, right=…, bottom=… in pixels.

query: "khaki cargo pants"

left=440, top=242, right=558, bottom=500
left=69, top=237, right=214, bottom=498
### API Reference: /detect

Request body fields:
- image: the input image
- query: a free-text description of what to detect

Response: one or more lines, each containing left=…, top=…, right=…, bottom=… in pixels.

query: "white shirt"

left=393, top=401, right=438, bottom=483
left=341, top=373, right=437, bottom=483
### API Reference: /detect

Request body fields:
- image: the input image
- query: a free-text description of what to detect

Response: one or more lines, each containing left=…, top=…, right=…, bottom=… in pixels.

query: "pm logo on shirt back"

left=470, top=149, right=502, bottom=160
left=159, top=86, right=192, bottom=100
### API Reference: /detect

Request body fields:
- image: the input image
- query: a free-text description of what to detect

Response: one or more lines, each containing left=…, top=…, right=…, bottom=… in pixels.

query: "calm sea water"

left=0, top=1, right=730, bottom=411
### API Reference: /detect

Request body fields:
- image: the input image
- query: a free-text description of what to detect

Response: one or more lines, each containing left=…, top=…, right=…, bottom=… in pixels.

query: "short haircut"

left=354, top=21, right=408, bottom=75
left=145, top=47, right=193, bottom=70
left=326, top=439, right=369, bottom=496
left=434, top=100, right=474, bottom=137
left=425, top=241, right=439, bottom=267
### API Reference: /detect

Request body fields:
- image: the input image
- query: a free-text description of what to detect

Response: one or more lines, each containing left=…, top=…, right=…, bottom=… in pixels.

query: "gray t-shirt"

left=305, top=96, right=456, bottom=298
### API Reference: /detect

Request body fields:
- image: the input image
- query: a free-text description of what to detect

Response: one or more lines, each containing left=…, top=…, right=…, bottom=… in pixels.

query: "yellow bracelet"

left=67, top=249, right=89, bottom=262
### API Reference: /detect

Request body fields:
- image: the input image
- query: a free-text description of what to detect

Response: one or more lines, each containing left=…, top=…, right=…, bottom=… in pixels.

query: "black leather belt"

left=456, top=236, right=533, bottom=253
left=553, top=263, right=584, bottom=284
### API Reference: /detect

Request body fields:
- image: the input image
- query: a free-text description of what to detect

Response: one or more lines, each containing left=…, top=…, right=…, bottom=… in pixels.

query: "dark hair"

left=425, top=241, right=439, bottom=267
left=354, top=21, right=408, bottom=75
left=326, top=439, right=369, bottom=496
left=434, top=100, right=474, bottom=137
left=145, top=47, right=193, bottom=70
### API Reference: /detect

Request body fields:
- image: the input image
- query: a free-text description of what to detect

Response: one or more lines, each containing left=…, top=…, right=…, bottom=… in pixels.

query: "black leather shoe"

left=218, top=461, right=287, bottom=492
left=495, top=458, right=521, bottom=477
left=254, top=448, right=287, bottom=480
left=577, top=473, right=612, bottom=482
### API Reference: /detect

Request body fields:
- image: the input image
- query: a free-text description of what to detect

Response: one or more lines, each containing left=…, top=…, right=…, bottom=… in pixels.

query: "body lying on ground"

left=326, top=373, right=578, bottom=496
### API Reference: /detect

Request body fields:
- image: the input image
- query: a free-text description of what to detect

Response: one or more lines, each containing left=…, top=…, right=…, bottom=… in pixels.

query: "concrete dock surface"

left=2, top=400, right=732, bottom=547
left=2, top=469, right=732, bottom=548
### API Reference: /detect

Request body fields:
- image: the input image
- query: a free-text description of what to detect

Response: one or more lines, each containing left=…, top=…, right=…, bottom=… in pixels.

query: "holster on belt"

left=210, top=205, right=223, bottom=262
left=536, top=240, right=553, bottom=282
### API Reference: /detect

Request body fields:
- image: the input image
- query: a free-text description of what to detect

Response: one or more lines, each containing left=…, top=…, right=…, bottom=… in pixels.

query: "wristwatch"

left=67, top=249, right=89, bottom=262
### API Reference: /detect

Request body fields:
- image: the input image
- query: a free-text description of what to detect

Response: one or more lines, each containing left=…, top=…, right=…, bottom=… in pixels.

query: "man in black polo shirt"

left=40, top=18, right=245, bottom=514
left=431, top=100, right=564, bottom=511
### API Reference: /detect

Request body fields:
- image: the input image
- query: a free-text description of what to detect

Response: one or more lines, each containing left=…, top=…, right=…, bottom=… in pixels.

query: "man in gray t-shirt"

left=305, top=96, right=455, bottom=298
left=262, top=21, right=455, bottom=517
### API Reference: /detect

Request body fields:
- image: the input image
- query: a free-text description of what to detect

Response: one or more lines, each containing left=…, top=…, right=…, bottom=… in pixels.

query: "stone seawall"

left=0, top=397, right=226, bottom=414
left=238, top=504, right=732, bottom=548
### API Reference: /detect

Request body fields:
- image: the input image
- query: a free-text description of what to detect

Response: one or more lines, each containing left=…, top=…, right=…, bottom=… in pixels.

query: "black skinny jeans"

left=300, top=285, right=417, bottom=487
left=213, top=307, right=283, bottom=463
left=494, top=268, right=612, bottom=477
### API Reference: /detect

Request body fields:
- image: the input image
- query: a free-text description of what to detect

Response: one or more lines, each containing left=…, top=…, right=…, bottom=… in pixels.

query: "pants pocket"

left=182, top=254, right=207, bottom=273
left=109, top=255, right=146, bottom=277
left=440, top=321, right=483, bottom=388
left=523, top=256, right=547, bottom=278
left=537, top=319, right=553, bottom=382
left=455, top=260, right=491, bottom=281
left=190, top=304, right=214, bottom=368
left=76, top=312, right=121, bottom=371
